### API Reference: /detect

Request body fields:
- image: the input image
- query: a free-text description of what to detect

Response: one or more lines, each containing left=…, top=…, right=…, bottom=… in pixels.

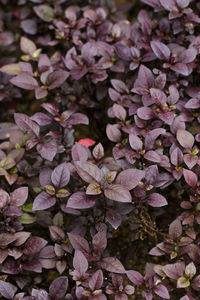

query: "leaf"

left=20, top=37, right=36, bottom=56
left=147, top=193, right=167, bottom=207
left=0, top=233, right=16, bottom=246
left=153, top=284, right=170, bottom=299
left=89, top=270, right=103, bottom=291
left=20, top=213, right=36, bottom=224
left=106, top=124, right=121, bottom=142
left=67, top=191, right=95, bottom=209
left=162, top=262, right=185, bottom=280
left=72, top=143, right=88, bottom=162
left=150, top=41, right=170, bottom=61
left=177, top=130, right=194, bottom=149
left=169, top=219, right=182, bottom=240
left=99, top=257, right=125, bottom=274
left=86, top=182, right=102, bottom=195
left=106, top=209, right=121, bottom=229
left=126, top=270, right=144, bottom=285
left=11, top=187, right=28, bottom=207
left=0, top=64, right=21, bottom=75
left=49, top=226, right=65, bottom=241
left=93, top=143, right=104, bottom=160
left=47, top=70, right=69, bottom=90
left=177, top=277, right=190, bottom=288
left=113, top=104, right=126, bottom=121
left=185, top=262, right=196, bottom=279
left=10, top=73, right=38, bottom=90
left=75, top=161, right=101, bottom=183
left=116, top=169, right=145, bottom=190
left=129, top=134, right=143, bottom=151
left=33, top=5, right=54, bottom=22
left=68, top=232, right=90, bottom=253
left=73, top=250, right=88, bottom=275
left=104, top=184, right=132, bottom=202
left=68, top=113, right=89, bottom=125
left=49, top=277, right=68, bottom=299
left=111, top=79, right=129, bottom=93
left=51, top=163, right=70, bottom=188
left=23, top=236, right=47, bottom=255
left=32, top=192, right=56, bottom=211
left=92, top=231, right=107, bottom=254
left=36, top=141, right=57, bottom=161
left=14, top=113, right=40, bottom=136
left=137, top=107, right=154, bottom=120
left=0, top=157, right=16, bottom=170
left=183, top=169, right=197, bottom=188
left=0, top=280, right=17, bottom=299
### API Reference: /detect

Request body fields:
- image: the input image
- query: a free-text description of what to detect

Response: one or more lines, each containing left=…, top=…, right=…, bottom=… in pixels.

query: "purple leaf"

left=113, top=104, right=126, bottom=121
left=23, top=236, right=47, bottom=255
left=36, top=141, right=57, bottom=161
left=106, top=124, right=121, bottom=142
left=10, top=73, right=38, bottom=90
left=135, top=65, right=154, bottom=89
left=126, top=270, right=144, bottom=285
left=104, top=184, right=132, bottom=202
left=0, top=233, right=16, bottom=246
left=177, top=130, right=194, bottom=149
left=106, top=209, right=122, bottom=229
left=33, top=192, right=56, bottom=211
left=68, top=233, right=90, bottom=253
left=39, top=168, right=52, bottom=186
left=31, top=112, right=52, bottom=126
left=47, top=70, right=69, bottom=90
left=92, top=231, right=107, bottom=254
left=162, top=262, right=185, bottom=279
left=89, top=270, right=103, bottom=291
left=21, top=19, right=37, bottom=35
left=75, top=161, right=101, bottom=183
left=147, top=193, right=167, bottom=207
left=99, top=257, right=125, bottom=274
left=68, top=113, right=89, bottom=125
left=20, top=37, right=36, bottom=56
left=14, top=113, right=39, bottom=136
left=169, top=219, right=182, bottom=240
left=73, top=250, right=88, bottom=275
left=10, top=187, right=28, bottom=207
left=129, top=134, right=143, bottom=151
left=51, top=163, right=70, bottom=188
left=111, top=79, right=129, bottom=93
left=116, top=169, right=145, bottom=190
left=49, top=276, right=68, bottom=299
left=137, top=107, right=154, bottom=120
left=153, top=284, right=170, bottom=299
left=49, top=226, right=65, bottom=241
left=150, top=41, right=170, bottom=61
left=93, top=143, right=104, bottom=160
left=72, top=143, right=88, bottom=162
left=33, top=4, right=54, bottom=22
left=67, top=191, right=95, bottom=209
left=183, top=169, right=197, bottom=188
left=14, top=232, right=31, bottom=246
left=0, top=280, right=17, bottom=299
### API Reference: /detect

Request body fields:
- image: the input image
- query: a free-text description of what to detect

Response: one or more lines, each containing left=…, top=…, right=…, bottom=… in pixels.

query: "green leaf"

left=20, top=213, right=36, bottom=224
left=22, top=203, right=33, bottom=212
left=177, top=277, right=190, bottom=288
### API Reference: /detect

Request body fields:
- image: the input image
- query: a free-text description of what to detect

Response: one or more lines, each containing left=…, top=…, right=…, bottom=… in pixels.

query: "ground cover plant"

left=0, top=0, right=200, bottom=299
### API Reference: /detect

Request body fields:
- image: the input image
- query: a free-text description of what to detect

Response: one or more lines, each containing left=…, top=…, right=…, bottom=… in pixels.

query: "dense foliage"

left=0, top=0, right=200, bottom=299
